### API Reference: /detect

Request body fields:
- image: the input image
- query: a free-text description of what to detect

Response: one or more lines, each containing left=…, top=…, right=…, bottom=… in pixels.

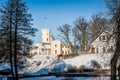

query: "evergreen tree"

left=0, top=0, right=37, bottom=79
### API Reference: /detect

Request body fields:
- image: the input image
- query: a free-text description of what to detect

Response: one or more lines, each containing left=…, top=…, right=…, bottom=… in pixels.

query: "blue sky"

left=0, top=0, right=107, bottom=44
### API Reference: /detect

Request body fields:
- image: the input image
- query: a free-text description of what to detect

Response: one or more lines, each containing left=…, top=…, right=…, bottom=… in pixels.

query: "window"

left=99, top=36, right=101, bottom=41
left=42, top=49, right=44, bottom=51
left=68, top=51, right=69, bottom=54
left=96, top=48, right=99, bottom=53
left=102, top=36, right=105, bottom=40
left=103, top=47, right=105, bottom=53
left=65, top=51, right=67, bottom=55
left=68, top=46, right=70, bottom=48
left=34, top=52, right=37, bottom=55
left=62, top=50, right=64, bottom=54
left=35, top=46, right=38, bottom=49
left=111, top=46, right=113, bottom=50
left=106, top=35, right=109, bottom=40
left=55, top=50, right=57, bottom=54
left=46, top=38, right=48, bottom=41
left=55, top=44, right=57, bottom=47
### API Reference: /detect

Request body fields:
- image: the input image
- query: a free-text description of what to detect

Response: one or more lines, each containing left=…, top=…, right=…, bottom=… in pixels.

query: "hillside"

left=20, top=53, right=112, bottom=74
left=0, top=53, right=112, bottom=80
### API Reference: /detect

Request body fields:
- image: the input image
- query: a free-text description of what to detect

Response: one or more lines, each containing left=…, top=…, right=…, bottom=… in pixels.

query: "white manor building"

left=30, top=28, right=72, bottom=56
left=89, top=30, right=115, bottom=54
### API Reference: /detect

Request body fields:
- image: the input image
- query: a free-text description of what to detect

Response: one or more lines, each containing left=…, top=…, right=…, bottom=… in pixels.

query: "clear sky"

left=0, top=0, right=107, bottom=45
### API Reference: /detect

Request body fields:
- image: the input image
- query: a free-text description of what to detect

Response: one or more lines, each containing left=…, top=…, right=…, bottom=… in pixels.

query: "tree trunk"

left=111, top=22, right=120, bottom=80
left=111, top=54, right=118, bottom=80
left=9, top=6, right=15, bottom=80
left=14, top=0, right=19, bottom=79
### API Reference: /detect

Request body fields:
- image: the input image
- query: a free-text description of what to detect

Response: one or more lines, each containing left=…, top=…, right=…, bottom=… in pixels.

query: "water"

left=0, top=76, right=111, bottom=80
left=60, top=77, right=110, bottom=80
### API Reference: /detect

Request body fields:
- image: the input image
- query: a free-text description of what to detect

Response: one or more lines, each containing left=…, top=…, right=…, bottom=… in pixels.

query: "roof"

left=90, top=30, right=112, bottom=45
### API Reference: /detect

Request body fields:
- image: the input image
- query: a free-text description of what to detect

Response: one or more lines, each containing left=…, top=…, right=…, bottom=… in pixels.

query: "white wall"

left=41, top=28, right=52, bottom=43
left=51, top=40, right=61, bottom=55
left=90, top=31, right=115, bottom=54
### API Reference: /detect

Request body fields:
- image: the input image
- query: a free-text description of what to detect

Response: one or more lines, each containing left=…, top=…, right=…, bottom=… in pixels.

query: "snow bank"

left=48, top=59, right=71, bottom=73
left=21, top=53, right=112, bottom=74
left=64, top=53, right=112, bottom=69
left=20, top=54, right=57, bottom=74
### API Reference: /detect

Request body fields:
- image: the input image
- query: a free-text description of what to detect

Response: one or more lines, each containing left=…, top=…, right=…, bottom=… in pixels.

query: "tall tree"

left=0, top=0, right=15, bottom=79
left=90, top=13, right=108, bottom=41
left=73, top=17, right=90, bottom=52
left=72, top=27, right=80, bottom=53
left=0, top=0, right=37, bottom=79
left=57, top=24, right=74, bottom=53
left=106, top=0, right=120, bottom=80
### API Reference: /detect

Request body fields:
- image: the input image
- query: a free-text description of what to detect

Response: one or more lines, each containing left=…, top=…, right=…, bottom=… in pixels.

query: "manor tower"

left=41, top=28, right=52, bottom=43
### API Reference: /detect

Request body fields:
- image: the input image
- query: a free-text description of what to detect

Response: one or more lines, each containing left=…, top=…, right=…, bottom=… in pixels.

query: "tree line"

left=57, top=0, right=120, bottom=79
left=57, top=0, right=120, bottom=80
left=57, top=13, right=112, bottom=54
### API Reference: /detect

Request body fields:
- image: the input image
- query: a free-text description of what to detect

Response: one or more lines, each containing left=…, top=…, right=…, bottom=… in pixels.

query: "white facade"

left=41, top=29, right=52, bottom=43
left=89, top=30, right=115, bottom=54
left=61, top=44, right=71, bottom=55
left=30, top=28, right=71, bottom=56
left=51, top=40, right=61, bottom=55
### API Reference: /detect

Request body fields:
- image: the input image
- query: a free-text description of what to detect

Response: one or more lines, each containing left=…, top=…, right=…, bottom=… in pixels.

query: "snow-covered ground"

left=0, top=53, right=113, bottom=80
left=19, top=54, right=57, bottom=74
left=64, top=53, right=112, bottom=69
left=21, top=53, right=112, bottom=74
left=19, top=53, right=112, bottom=80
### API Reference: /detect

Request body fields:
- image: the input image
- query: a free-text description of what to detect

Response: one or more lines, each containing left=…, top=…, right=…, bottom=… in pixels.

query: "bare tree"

left=72, top=27, right=80, bottom=53
left=105, top=0, right=120, bottom=80
left=57, top=24, right=74, bottom=53
left=73, top=17, right=90, bottom=52
left=90, top=13, right=108, bottom=41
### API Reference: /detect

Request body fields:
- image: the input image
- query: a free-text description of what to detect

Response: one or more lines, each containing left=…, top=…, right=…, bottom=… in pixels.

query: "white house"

left=89, top=30, right=115, bottom=54
left=61, top=44, right=72, bottom=55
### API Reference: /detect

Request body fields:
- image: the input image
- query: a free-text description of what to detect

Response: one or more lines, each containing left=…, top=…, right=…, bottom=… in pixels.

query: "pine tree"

left=0, top=0, right=37, bottom=79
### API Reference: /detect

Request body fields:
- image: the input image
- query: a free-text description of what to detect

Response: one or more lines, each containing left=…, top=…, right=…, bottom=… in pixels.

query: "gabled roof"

left=90, top=30, right=112, bottom=45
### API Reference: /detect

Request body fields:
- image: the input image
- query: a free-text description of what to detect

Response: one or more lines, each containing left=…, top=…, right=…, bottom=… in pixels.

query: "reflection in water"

left=60, top=77, right=110, bottom=80
left=89, top=77, right=110, bottom=80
